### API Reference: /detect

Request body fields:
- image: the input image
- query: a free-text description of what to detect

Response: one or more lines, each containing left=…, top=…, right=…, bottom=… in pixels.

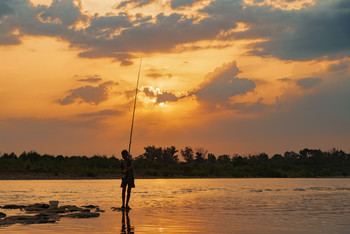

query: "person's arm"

left=129, top=161, right=135, bottom=170
left=121, top=162, right=127, bottom=174
left=121, top=160, right=134, bottom=174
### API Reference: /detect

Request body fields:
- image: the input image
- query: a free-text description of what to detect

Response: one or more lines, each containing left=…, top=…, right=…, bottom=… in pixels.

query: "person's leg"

left=122, top=186, right=126, bottom=208
left=126, top=185, right=132, bottom=208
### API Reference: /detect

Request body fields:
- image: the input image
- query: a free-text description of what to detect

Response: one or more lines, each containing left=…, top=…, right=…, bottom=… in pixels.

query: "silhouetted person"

left=120, top=150, right=135, bottom=210
left=121, top=210, right=134, bottom=234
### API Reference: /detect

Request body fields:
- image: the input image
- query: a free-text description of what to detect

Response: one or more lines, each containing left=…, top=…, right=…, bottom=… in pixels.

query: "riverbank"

left=0, top=173, right=348, bottom=180
left=1, top=149, right=349, bottom=178
left=0, top=173, right=119, bottom=180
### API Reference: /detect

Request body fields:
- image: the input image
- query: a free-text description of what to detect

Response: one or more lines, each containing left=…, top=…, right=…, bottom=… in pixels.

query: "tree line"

left=0, top=146, right=349, bottom=178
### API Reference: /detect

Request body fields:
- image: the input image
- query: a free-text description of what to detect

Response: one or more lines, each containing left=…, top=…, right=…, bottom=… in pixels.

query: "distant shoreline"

left=0, top=173, right=348, bottom=180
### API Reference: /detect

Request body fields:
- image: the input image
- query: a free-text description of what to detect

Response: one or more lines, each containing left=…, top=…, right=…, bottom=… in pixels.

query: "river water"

left=0, top=178, right=349, bottom=233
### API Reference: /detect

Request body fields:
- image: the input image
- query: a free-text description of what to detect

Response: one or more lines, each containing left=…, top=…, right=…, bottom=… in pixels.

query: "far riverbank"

left=0, top=173, right=348, bottom=180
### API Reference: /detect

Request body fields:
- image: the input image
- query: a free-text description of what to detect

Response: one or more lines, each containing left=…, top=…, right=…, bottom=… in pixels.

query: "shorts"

left=121, top=177, right=135, bottom=188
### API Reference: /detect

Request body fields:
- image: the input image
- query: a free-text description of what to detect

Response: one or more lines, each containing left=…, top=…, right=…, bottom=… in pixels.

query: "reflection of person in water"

left=121, top=210, right=134, bottom=234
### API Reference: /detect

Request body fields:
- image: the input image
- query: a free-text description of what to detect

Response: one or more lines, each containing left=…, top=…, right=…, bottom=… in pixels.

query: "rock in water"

left=63, top=212, right=100, bottom=218
left=2, top=205, right=25, bottom=210
left=49, top=201, right=59, bottom=209
left=0, top=212, right=6, bottom=218
left=0, top=202, right=101, bottom=227
left=96, top=208, right=105, bottom=213
left=25, top=203, right=50, bottom=212
left=82, top=205, right=98, bottom=209
left=0, top=214, right=57, bottom=226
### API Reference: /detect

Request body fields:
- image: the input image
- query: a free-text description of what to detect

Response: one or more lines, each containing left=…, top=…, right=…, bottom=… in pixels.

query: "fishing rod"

left=128, top=58, right=142, bottom=155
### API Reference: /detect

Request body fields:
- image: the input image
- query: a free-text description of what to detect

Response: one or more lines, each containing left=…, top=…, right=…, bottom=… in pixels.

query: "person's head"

left=121, top=150, right=129, bottom=160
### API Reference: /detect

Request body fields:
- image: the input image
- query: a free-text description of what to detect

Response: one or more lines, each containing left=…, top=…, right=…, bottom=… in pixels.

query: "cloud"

left=0, top=0, right=13, bottom=17
left=296, top=78, right=322, bottom=90
left=85, top=13, right=132, bottom=36
left=38, top=0, right=85, bottom=26
left=1, top=0, right=349, bottom=64
left=327, top=61, right=350, bottom=72
left=0, top=0, right=231, bottom=64
left=116, top=0, right=155, bottom=9
left=156, top=91, right=179, bottom=103
left=0, top=0, right=81, bottom=46
left=146, top=73, right=172, bottom=79
left=142, top=87, right=155, bottom=98
left=190, top=61, right=256, bottom=106
left=243, top=0, right=315, bottom=10
left=141, top=86, right=179, bottom=104
left=0, top=0, right=19, bottom=45
left=180, top=72, right=350, bottom=155
left=77, top=109, right=124, bottom=118
left=245, top=1, right=350, bottom=60
left=57, top=81, right=117, bottom=105
left=225, top=97, right=271, bottom=113
left=278, top=78, right=291, bottom=82
left=171, top=0, right=201, bottom=9
left=202, top=0, right=350, bottom=60
left=77, top=76, right=103, bottom=83
left=77, top=50, right=135, bottom=66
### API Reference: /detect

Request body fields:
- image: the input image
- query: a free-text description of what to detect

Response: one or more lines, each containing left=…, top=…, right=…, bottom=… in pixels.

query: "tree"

left=195, top=147, right=208, bottom=163
left=142, top=145, right=162, bottom=161
left=163, top=146, right=179, bottom=163
left=181, top=147, right=194, bottom=163
left=207, top=153, right=216, bottom=163
left=2, top=152, right=17, bottom=159
left=217, top=154, right=231, bottom=164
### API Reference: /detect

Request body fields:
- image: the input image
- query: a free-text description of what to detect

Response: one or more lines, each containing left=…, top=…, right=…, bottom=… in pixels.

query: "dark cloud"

left=156, top=91, right=178, bottom=104
left=202, top=0, right=350, bottom=60
left=296, top=78, right=322, bottom=90
left=57, top=81, right=117, bottom=105
left=142, top=87, right=155, bottom=98
left=0, top=29, right=21, bottom=45
left=0, top=0, right=81, bottom=46
left=328, top=61, right=350, bottom=72
left=225, top=97, right=269, bottom=113
left=171, top=0, right=201, bottom=9
left=141, top=87, right=179, bottom=104
left=38, top=0, right=85, bottom=26
left=1, top=0, right=349, bottom=64
left=0, top=0, right=19, bottom=45
left=0, top=0, right=233, bottom=63
left=116, top=0, right=155, bottom=9
left=191, top=61, right=256, bottom=106
left=85, top=13, right=132, bottom=36
left=245, top=1, right=350, bottom=60
left=0, top=0, right=13, bottom=17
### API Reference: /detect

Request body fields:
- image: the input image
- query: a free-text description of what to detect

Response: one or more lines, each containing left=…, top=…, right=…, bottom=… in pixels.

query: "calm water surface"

left=0, top=178, right=349, bottom=233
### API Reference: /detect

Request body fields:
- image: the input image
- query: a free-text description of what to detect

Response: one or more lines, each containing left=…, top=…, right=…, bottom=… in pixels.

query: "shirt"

left=121, top=158, right=134, bottom=179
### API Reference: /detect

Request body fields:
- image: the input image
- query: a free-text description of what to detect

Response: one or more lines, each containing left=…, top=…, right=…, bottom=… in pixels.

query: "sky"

left=0, top=0, right=349, bottom=158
